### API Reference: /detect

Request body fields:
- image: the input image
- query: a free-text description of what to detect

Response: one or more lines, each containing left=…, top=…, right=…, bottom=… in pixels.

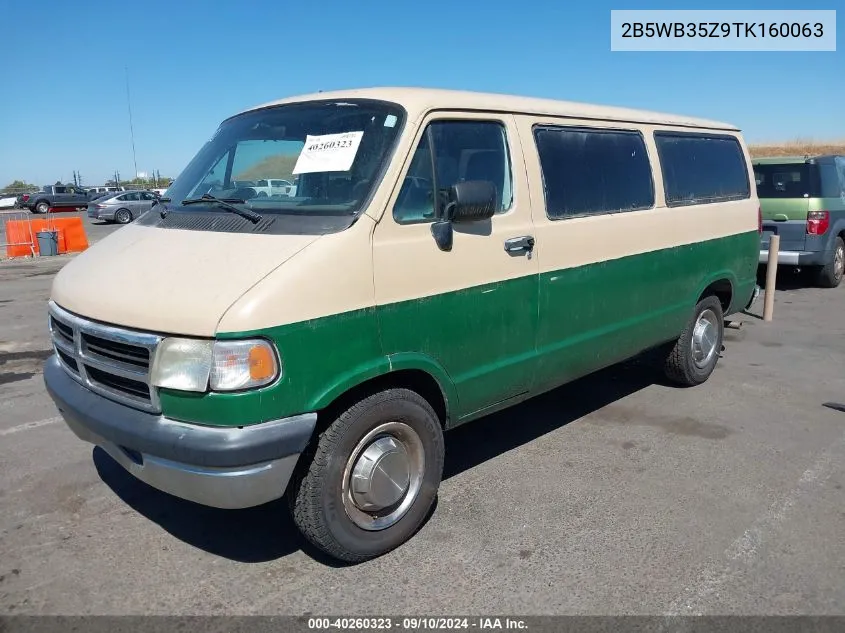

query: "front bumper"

left=44, top=356, right=317, bottom=509
left=758, top=249, right=829, bottom=266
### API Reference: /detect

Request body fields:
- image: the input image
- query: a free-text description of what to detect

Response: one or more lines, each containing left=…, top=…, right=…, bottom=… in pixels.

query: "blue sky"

left=1, top=0, right=841, bottom=187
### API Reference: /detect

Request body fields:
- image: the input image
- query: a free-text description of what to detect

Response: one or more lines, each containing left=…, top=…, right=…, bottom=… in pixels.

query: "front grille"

left=48, top=301, right=162, bottom=413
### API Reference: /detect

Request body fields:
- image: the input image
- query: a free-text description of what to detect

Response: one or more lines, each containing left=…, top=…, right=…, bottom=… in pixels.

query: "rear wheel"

left=114, top=208, right=132, bottom=224
left=814, top=237, right=844, bottom=289
left=289, top=388, right=444, bottom=563
left=664, top=295, right=724, bottom=387
left=34, top=201, right=49, bottom=214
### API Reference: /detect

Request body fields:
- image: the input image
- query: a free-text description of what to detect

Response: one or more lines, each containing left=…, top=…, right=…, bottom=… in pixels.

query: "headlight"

left=150, top=338, right=214, bottom=392
left=150, top=337, right=279, bottom=393
left=210, top=339, right=279, bottom=391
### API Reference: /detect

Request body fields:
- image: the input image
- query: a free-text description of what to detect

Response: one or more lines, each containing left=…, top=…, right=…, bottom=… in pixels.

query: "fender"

left=306, top=351, right=457, bottom=419
left=692, top=268, right=740, bottom=313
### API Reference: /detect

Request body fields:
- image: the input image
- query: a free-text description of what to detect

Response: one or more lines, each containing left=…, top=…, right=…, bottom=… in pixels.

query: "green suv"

left=755, top=155, right=845, bottom=288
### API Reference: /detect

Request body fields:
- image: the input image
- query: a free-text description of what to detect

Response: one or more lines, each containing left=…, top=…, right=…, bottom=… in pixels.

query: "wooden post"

left=763, top=234, right=780, bottom=322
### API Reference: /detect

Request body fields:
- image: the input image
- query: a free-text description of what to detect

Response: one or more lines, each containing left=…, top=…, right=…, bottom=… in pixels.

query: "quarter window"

left=654, top=132, right=750, bottom=206
left=393, top=120, right=513, bottom=224
left=533, top=126, right=654, bottom=219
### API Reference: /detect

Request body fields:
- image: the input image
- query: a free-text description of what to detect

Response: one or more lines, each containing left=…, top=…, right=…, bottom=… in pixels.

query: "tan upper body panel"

left=51, top=88, right=755, bottom=336
left=51, top=223, right=321, bottom=337
left=240, top=87, right=739, bottom=132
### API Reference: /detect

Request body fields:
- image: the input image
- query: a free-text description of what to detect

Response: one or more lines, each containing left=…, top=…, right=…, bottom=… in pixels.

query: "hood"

left=51, top=223, right=320, bottom=337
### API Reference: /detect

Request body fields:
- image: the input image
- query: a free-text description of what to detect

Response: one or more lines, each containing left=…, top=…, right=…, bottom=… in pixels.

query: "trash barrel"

left=36, top=230, right=59, bottom=256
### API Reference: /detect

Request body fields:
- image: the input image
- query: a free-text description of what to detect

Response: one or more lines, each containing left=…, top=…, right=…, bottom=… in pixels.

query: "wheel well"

left=315, top=369, right=449, bottom=433
left=699, top=278, right=733, bottom=313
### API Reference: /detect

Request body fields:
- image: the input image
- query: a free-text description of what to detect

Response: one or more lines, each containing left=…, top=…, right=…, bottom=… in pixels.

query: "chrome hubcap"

left=835, top=247, right=844, bottom=278
left=691, top=308, right=719, bottom=369
left=342, top=422, right=425, bottom=531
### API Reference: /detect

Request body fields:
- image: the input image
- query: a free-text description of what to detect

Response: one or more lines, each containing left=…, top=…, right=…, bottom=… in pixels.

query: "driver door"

left=373, top=114, right=539, bottom=421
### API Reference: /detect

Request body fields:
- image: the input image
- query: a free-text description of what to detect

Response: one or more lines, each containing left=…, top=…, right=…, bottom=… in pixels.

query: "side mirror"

left=430, top=180, right=498, bottom=252
left=444, top=180, right=497, bottom=223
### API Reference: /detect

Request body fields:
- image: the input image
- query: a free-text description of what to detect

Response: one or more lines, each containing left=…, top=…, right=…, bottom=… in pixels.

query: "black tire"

left=114, top=208, right=132, bottom=224
left=34, top=200, right=49, bottom=214
left=664, top=295, right=724, bottom=387
left=289, top=388, right=445, bottom=563
left=814, top=236, right=844, bottom=289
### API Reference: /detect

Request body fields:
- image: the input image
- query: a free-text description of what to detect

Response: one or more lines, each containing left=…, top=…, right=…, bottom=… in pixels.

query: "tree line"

left=1, top=177, right=174, bottom=195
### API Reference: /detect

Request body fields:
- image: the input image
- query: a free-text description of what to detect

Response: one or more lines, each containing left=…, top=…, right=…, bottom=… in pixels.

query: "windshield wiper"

left=181, top=193, right=263, bottom=223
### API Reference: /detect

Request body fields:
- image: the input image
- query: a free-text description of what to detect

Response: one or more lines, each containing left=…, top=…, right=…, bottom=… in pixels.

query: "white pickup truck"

left=251, top=179, right=296, bottom=197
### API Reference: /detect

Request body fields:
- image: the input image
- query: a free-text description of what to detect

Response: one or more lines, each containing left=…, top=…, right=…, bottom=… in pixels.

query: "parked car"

left=17, top=184, right=89, bottom=213
left=252, top=179, right=295, bottom=197
left=86, top=186, right=126, bottom=200
left=87, top=189, right=159, bottom=224
left=756, top=154, right=845, bottom=287
left=44, top=87, right=760, bottom=564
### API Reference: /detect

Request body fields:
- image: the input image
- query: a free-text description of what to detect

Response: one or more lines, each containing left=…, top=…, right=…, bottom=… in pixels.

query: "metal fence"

left=0, top=210, right=37, bottom=259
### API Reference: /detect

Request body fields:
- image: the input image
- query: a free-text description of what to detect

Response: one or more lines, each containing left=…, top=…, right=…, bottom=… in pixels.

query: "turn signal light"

left=807, top=211, right=830, bottom=236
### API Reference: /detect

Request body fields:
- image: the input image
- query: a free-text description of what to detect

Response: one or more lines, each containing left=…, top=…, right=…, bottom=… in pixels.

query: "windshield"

left=164, top=99, right=405, bottom=216
left=753, top=163, right=821, bottom=199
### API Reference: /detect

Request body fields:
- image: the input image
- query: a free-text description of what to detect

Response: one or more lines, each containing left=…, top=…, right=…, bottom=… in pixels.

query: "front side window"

left=393, top=120, right=513, bottom=224
left=533, top=126, right=654, bottom=219
left=655, top=132, right=750, bottom=206
left=165, top=99, right=405, bottom=217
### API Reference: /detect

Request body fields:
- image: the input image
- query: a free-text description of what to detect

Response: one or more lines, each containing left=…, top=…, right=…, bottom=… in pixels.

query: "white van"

left=44, top=88, right=760, bottom=563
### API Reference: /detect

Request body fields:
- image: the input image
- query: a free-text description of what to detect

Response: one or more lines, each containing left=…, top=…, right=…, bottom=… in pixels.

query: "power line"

left=125, top=66, right=138, bottom=179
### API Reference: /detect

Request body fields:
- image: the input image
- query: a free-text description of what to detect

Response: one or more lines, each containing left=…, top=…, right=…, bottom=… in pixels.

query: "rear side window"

left=654, top=132, right=750, bottom=206
left=818, top=163, right=842, bottom=198
left=533, top=126, right=654, bottom=219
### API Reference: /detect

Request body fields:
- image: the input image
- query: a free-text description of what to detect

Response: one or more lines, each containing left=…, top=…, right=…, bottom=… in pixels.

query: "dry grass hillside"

left=235, top=155, right=298, bottom=182
left=748, top=140, right=845, bottom=158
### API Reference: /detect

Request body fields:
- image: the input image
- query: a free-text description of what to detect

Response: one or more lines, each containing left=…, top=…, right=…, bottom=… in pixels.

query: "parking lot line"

left=0, top=416, right=61, bottom=436
left=662, top=426, right=845, bottom=617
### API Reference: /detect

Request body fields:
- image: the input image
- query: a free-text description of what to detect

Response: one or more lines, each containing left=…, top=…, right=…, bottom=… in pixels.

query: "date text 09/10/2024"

left=307, top=617, right=528, bottom=630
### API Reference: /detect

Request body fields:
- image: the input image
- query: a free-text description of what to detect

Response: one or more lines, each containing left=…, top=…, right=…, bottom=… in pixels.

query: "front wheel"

left=664, top=295, right=724, bottom=387
left=289, top=388, right=445, bottom=563
left=814, top=237, right=844, bottom=289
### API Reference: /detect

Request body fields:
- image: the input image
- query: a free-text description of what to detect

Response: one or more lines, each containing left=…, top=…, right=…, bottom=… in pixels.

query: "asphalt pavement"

left=1, top=229, right=844, bottom=616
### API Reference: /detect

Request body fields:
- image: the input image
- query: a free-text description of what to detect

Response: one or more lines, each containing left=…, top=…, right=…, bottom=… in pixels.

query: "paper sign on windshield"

left=292, top=131, right=364, bottom=175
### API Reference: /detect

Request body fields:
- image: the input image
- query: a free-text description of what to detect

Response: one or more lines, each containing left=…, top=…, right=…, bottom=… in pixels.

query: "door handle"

left=504, top=235, right=535, bottom=254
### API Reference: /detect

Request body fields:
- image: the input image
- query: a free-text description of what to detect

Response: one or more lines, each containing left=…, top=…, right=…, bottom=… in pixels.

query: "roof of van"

left=237, top=87, right=740, bottom=131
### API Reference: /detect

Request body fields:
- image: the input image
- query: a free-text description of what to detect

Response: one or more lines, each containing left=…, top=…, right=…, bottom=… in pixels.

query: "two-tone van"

left=755, top=155, right=845, bottom=288
left=43, top=88, right=760, bottom=563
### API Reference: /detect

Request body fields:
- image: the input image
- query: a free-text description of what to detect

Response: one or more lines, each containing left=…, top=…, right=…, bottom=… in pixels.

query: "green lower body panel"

left=159, top=230, right=760, bottom=427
